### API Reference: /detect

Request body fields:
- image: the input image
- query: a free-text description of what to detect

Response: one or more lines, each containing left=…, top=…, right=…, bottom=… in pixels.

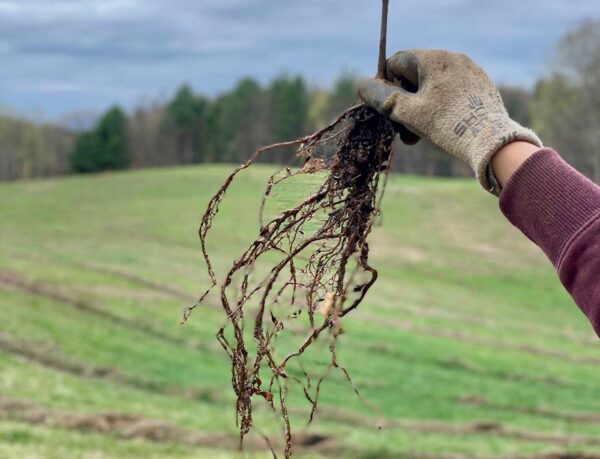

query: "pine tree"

left=69, top=105, right=130, bottom=173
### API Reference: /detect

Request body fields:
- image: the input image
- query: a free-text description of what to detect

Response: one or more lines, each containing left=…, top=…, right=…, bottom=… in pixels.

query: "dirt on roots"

left=184, top=105, right=395, bottom=456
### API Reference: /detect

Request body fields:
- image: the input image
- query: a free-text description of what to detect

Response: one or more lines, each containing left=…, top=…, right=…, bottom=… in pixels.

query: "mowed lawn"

left=0, top=164, right=599, bottom=459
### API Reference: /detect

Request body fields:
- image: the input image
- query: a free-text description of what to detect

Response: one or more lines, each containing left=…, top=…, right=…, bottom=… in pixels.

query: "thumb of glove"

left=358, top=78, right=422, bottom=145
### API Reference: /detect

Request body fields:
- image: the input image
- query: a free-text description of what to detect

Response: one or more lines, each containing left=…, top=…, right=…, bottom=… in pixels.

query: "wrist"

left=491, top=141, right=540, bottom=188
left=463, top=115, right=542, bottom=195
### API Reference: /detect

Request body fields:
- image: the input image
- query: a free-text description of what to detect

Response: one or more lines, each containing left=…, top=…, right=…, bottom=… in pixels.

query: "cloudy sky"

left=1, top=0, right=599, bottom=120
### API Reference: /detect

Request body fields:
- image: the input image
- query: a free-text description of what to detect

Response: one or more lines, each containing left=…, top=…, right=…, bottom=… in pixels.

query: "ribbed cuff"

left=499, top=148, right=600, bottom=265
left=475, top=118, right=543, bottom=195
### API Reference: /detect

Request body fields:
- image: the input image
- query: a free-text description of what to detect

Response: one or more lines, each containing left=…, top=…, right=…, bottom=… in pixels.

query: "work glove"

left=358, top=49, right=542, bottom=195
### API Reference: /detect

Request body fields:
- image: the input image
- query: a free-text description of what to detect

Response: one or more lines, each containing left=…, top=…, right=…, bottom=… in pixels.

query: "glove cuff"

left=472, top=118, right=542, bottom=196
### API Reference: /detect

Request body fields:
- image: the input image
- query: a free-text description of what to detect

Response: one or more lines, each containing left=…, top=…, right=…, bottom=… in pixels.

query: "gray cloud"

left=0, top=0, right=598, bottom=119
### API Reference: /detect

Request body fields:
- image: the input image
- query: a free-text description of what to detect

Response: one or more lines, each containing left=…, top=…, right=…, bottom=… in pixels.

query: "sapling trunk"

left=377, top=0, right=389, bottom=79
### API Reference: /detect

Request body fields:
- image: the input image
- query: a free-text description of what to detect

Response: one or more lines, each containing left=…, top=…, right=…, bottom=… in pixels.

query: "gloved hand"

left=358, top=49, right=542, bottom=195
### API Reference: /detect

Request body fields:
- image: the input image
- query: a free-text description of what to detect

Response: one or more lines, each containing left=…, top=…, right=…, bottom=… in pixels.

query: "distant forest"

left=1, top=20, right=599, bottom=182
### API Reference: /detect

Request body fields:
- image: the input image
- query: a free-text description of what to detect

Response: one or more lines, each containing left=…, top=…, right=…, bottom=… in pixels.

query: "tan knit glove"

left=358, top=49, right=542, bottom=195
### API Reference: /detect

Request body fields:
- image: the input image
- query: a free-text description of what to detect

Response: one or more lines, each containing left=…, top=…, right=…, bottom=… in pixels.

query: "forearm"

left=358, top=47, right=600, bottom=334
left=491, top=141, right=539, bottom=187
left=497, top=148, right=600, bottom=335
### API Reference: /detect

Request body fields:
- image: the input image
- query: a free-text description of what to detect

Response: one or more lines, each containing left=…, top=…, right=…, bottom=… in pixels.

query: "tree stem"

left=376, top=0, right=389, bottom=79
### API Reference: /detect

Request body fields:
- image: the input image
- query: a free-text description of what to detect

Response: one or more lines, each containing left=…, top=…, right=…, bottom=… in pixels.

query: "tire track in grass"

left=22, top=251, right=598, bottom=363
left=296, top=406, right=600, bottom=451
left=15, top=247, right=594, bottom=347
left=9, top=251, right=220, bottom=311
left=6, top=253, right=595, bottom=366
left=5, top=260, right=599, bottom=453
left=0, top=269, right=200, bottom=350
left=375, top=295, right=596, bottom=346
left=360, top=341, right=580, bottom=389
left=395, top=419, right=600, bottom=446
left=357, top=311, right=600, bottom=365
left=0, top=334, right=216, bottom=402
left=12, top=252, right=196, bottom=303
left=13, top=254, right=592, bottom=390
left=458, top=395, right=600, bottom=425
left=71, top=261, right=195, bottom=302
left=0, top=398, right=338, bottom=455
left=1, top=397, right=598, bottom=458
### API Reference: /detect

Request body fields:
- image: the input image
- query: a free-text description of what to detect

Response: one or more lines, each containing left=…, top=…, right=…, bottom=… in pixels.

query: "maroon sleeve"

left=499, top=148, right=600, bottom=336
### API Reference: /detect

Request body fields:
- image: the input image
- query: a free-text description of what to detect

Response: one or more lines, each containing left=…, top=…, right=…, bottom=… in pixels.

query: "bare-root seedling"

left=185, top=104, right=395, bottom=457
left=184, top=2, right=395, bottom=457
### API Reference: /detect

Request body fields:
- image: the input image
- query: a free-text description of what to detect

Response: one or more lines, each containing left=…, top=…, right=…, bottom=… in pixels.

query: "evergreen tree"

left=69, top=132, right=101, bottom=173
left=209, top=78, right=267, bottom=162
left=269, top=75, right=308, bottom=143
left=95, top=106, right=130, bottom=170
left=167, top=84, right=207, bottom=163
left=69, top=105, right=130, bottom=173
left=327, top=71, right=358, bottom=120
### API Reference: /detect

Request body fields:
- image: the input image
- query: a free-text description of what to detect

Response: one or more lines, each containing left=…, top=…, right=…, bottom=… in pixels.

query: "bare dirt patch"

left=534, top=455, right=600, bottom=459
left=310, top=405, right=600, bottom=448
left=459, top=395, right=600, bottom=424
left=396, top=419, right=600, bottom=446
left=0, top=398, right=337, bottom=454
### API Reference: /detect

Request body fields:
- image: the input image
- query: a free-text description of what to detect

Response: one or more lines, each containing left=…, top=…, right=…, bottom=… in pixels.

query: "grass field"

left=1, top=164, right=599, bottom=458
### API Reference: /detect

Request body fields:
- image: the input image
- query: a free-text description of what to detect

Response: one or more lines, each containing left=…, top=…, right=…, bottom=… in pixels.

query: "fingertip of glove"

left=386, top=51, right=419, bottom=86
left=357, top=78, right=397, bottom=112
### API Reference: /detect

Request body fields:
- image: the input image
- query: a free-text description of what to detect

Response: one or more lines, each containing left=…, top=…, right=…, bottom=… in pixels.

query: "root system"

left=185, top=104, right=395, bottom=457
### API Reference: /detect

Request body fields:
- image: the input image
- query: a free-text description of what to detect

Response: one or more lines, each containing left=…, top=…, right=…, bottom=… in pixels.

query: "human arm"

left=498, top=147, right=600, bottom=335
left=491, top=141, right=538, bottom=187
left=358, top=49, right=600, bottom=336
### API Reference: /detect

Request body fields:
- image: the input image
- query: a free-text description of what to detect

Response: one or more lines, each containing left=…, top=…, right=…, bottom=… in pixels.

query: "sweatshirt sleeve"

left=499, top=148, right=600, bottom=336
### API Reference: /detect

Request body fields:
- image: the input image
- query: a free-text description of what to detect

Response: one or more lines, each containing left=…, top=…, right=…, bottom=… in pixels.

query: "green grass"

left=0, top=164, right=599, bottom=458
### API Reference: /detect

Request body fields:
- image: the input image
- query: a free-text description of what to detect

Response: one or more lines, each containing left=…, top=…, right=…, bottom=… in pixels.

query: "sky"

left=1, top=0, right=599, bottom=121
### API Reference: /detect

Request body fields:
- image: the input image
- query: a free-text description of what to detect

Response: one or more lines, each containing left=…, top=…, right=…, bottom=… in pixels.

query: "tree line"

left=0, top=115, right=74, bottom=181
left=1, top=20, right=599, bottom=182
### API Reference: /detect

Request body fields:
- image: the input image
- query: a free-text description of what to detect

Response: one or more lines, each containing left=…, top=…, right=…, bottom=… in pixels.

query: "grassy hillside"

left=0, top=164, right=599, bottom=459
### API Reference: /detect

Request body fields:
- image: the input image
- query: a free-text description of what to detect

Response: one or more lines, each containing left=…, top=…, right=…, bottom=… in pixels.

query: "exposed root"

left=185, top=105, right=395, bottom=456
